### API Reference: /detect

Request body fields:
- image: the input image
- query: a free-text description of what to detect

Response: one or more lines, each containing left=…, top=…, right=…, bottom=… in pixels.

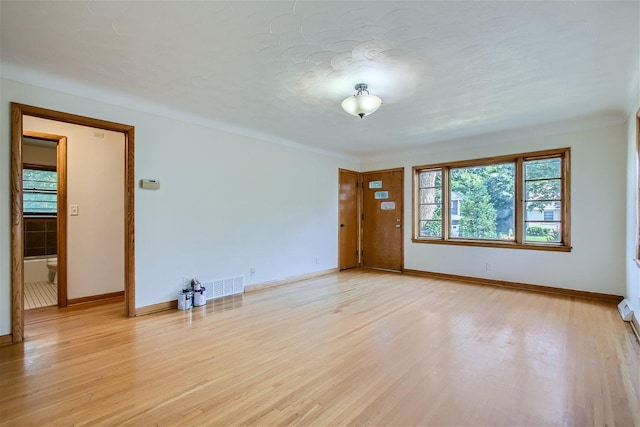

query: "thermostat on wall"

left=140, top=179, right=160, bottom=190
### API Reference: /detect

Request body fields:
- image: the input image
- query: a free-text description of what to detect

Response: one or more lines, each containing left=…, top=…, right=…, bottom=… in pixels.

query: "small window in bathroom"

left=23, top=165, right=57, bottom=216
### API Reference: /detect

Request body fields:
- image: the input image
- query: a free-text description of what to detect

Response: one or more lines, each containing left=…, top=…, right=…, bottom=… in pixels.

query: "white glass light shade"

left=341, top=94, right=382, bottom=118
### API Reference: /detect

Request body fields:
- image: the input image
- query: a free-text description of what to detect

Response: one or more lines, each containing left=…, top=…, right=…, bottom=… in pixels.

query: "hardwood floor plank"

left=0, top=270, right=638, bottom=426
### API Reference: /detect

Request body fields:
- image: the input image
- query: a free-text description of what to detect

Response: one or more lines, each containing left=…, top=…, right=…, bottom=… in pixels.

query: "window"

left=413, top=148, right=570, bottom=251
left=417, top=169, right=442, bottom=237
left=23, top=165, right=57, bottom=215
left=524, top=157, right=562, bottom=244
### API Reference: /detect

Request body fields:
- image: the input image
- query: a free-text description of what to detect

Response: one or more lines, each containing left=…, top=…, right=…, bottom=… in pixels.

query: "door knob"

left=340, top=224, right=345, bottom=227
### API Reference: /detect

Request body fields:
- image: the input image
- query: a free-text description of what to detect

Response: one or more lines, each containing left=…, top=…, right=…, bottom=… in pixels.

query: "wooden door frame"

left=11, top=103, right=136, bottom=343
left=22, top=130, right=68, bottom=308
left=338, top=168, right=361, bottom=269
left=360, top=167, right=405, bottom=272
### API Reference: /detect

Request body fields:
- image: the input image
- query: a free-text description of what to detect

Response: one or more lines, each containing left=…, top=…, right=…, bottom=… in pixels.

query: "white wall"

left=362, top=125, right=627, bottom=295
left=625, top=102, right=640, bottom=318
left=23, top=144, right=56, bottom=166
left=0, top=78, right=359, bottom=335
left=131, top=110, right=353, bottom=306
left=23, top=116, right=125, bottom=300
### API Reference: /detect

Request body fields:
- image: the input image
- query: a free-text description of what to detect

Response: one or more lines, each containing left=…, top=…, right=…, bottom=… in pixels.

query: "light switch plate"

left=70, top=205, right=79, bottom=216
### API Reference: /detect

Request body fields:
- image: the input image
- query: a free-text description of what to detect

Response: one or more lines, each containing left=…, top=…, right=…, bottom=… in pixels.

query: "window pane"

left=23, top=169, right=57, bottom=191
left=420, top=188, right=441, bottom=204
left=525, top=201, right=561, bottom=221
left=450, top=163, right=515, bottom=240
left=420, top=204, right=441, bottom=221
left=525, top=158, right=561, bottom=180
left=23, top=169, right=57, bottom=214
left=24, top=193, right=56, bottom=202
left=24, top=196, right=57, bottom=213
left=419, top=170, right=441, bottom=188
left=525, top=222, right=561, bottom=243
left=420, top=220, right=441, bottom=237
left=24, top=202, right=58, bottom=213
left=524, top=158, right=563, bottom=243
left=418, top=169, right=442, bottom=238
left=525, top=178, right=560, bottom=201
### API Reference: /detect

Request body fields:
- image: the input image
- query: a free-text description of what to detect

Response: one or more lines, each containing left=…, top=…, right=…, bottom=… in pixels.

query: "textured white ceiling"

left=1, top=1, right=638, bottom=156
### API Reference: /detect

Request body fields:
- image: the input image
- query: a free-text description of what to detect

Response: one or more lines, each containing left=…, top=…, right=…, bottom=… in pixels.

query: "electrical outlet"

left=485, top=263, right=492, bottom=271
left=315, top=256, right=320, bottom=264
left=250, top=268, right=255, bottom=277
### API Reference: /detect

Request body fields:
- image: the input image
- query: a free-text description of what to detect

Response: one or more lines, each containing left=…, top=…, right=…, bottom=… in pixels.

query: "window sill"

left=411, top=238, right=572, bottom=252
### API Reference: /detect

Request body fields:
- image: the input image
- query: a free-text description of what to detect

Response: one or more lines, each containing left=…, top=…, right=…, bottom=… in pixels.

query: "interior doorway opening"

left=10, top=103, right=136, bottom=343
left=21, top=131, right=67, bottom=310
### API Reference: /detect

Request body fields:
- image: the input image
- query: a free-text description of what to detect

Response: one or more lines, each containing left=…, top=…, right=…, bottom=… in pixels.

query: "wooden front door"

left=338, top=169, right=359, bottom=270
left=361, top=168, right=404, bottom=271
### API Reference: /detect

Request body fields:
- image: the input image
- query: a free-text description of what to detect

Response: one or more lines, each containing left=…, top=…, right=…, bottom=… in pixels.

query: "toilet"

left=46, top=257, right=57, bottom=284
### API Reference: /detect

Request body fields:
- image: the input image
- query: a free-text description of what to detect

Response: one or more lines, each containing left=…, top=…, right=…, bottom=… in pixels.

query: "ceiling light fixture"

left=341, top=83, right=382, bottom=118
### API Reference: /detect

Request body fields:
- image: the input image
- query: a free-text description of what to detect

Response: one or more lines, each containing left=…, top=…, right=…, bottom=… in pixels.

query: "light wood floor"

left=1, top=269, right=638, bottom=426
left=24, top=281, right=57, bottom=310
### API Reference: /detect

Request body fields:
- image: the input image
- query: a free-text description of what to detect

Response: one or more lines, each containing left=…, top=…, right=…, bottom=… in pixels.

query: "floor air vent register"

left=203, top=276, right=244, bottom=300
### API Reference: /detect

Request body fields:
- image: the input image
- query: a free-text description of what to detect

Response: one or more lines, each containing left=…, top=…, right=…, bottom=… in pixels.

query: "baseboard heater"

left=618, top=299, right=633, bottom=322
